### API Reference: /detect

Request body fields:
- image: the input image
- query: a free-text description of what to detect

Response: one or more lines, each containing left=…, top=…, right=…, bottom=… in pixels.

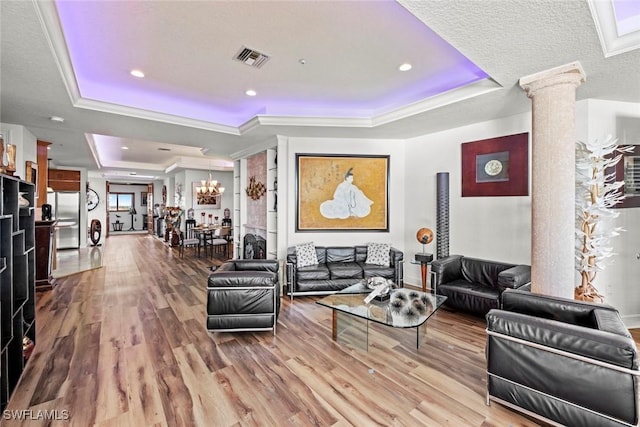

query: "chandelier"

left=196, top=172, right=225, bottom=205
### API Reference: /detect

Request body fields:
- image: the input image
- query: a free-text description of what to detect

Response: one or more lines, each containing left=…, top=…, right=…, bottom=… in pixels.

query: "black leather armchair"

left=206, top=260, right=280, bottom=334
left=430, top=255, right=531, bottom=316
left=486, top=289, right=639, bottom=427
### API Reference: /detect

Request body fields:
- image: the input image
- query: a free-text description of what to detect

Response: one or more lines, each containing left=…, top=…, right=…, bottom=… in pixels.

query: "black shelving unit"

left=0, top=176, right=36, bottom=410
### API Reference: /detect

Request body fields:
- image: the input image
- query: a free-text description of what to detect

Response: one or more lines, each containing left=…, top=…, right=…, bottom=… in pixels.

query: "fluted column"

left=519, top=62, right=585, bottom=298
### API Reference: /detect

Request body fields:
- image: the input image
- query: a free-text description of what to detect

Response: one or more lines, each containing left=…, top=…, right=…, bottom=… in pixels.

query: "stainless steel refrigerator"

left=51, top=191, right=81, bottom=249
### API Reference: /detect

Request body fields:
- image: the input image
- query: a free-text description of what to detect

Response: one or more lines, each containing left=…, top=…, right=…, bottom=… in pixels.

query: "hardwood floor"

left=4, top=234, right=633, bottom=426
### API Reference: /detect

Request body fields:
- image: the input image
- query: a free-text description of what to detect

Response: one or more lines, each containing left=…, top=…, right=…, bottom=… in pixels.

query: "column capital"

left=519, top=61, right=586, bottom=98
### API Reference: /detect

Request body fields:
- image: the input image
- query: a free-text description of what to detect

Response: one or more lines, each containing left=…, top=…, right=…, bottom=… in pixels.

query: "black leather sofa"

left=486, top=289, right=639, bottom=426
left=430, top=255, right=531, bottom=316
left=286, top=245, right=404, bottom=298
left=206, top=259, right=280, bottom=334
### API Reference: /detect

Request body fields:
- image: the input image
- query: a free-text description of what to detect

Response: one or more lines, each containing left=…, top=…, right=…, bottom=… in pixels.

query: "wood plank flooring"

left=4, top=234, right=637, bottom=426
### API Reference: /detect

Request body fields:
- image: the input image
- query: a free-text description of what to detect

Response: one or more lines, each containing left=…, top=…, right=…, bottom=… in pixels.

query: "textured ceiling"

left=0, top=0, right=638, bottom=181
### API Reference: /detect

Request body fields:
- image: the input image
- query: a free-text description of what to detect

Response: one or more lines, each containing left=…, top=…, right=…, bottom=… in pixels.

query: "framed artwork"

left=141, top=192, right=148, bottom=206
left=296, top=154, right=389, bottom=232
left=25, top=161, right=38, bottom=198
left=613, top=116, right=640, bottom=208
left=614, top=144, right=640, bottom=208
left=461, top=133, right=529, bottom=197
left=192, top=182, right=221, bottom=208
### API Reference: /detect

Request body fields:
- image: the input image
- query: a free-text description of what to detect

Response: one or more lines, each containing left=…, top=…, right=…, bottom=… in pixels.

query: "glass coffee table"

left=316, top=282, right=447, bottom=351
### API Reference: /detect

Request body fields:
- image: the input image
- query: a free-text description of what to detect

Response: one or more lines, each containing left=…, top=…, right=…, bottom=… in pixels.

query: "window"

left=108, top=192, right=134, bottom=212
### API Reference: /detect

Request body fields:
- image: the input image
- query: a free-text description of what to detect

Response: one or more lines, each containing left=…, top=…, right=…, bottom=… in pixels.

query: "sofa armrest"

left=500, top=288, right=617, bottom=328
left=231, top=259, right=279, bottom=272
left=389, top=247, right=404, bottom=265
left=496, top=265, right=531, bottom=292
left=430, top=255, right=463, bottom=289
left=286, top=261, right=296, bottom=291
left=593, top=309, right=633, bottom=338
left=208, top=271, right=278, bottom=288
left=390, top=247, right=404, bottom=286
left=487, top=309, right=639, bottom=370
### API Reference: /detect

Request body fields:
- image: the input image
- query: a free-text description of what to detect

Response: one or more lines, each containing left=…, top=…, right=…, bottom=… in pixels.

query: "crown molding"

left=230, top=136, right=279, bottom=160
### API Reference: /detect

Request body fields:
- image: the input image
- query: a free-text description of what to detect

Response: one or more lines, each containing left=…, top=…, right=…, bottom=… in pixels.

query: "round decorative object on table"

left=365, top=276, right=393, bottom=301
left=416, top=227, right=433, bottom=245
left=415, top=227, right=434, bottom=293
left=18, top=192, right=30, bottom=207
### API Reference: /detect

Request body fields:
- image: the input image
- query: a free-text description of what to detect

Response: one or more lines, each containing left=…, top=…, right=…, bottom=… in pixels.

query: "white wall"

left=87, top=175, right=107, bottom=244
left=577, top=99, right=640, bottom=326
left=281, top=136, right=406, bottom=257
left=404, top=112, right=533, bottom=286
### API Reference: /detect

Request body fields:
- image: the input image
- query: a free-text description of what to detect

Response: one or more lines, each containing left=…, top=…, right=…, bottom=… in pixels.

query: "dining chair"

left=178, top=231, right=200, bottom=258
left=180, top=219, right=200, bottom=257
left=209, top=227, right=230, bottom=258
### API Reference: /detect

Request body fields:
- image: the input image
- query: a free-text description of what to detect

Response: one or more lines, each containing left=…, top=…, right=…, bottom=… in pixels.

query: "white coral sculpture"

left=575, top=135, right=632, bottom=302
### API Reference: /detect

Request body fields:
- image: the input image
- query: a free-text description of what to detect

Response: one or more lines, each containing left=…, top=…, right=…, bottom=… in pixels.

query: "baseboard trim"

left=621, top=314, right=640, bottom=329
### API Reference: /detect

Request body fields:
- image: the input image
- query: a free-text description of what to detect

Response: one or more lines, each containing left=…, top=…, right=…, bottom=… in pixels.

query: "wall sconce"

left=246, top=176, right=266, bottom=200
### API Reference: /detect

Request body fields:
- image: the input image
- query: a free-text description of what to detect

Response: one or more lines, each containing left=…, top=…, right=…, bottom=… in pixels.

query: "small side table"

left=414, top=253, right=434, bottom=293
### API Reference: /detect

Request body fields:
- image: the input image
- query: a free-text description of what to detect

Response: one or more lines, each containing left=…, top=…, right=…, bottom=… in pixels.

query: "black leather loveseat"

left=286, top=245, right=403, bottom=298
left=206, top=260, right=280, bottom=334
left=486, top=289, right=639, bottom=426
left=430, top=255, right=531, bottom=316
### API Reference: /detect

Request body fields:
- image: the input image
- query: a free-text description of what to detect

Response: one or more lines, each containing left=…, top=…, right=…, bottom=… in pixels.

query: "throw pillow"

left=366, top=243, right=391, bottom=266
left=296, top=242, right=319, bottom=268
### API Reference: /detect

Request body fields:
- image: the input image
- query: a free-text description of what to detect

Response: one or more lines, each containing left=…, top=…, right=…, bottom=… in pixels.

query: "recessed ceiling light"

left=121, top=146, right=129, bottom=150
left=129, top=172, right=137, bottom=175
left=49, top=116, right=65, bottom=123
left=246, top=89, right=257, bottom=97
left=299, top=58, right=306, bottom=65
left=46, top=146, right=51, bottom=150
left=398, top=63, right=412, bottom=71
left=130, top=69, right=145, bottom=78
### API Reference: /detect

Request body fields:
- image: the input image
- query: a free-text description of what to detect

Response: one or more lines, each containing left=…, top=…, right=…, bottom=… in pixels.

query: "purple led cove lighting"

left=613, top=0, right=640, bottom=20
left=612, top=0, right=640, bottom=35
left=54, top=0, right=489, bottom=127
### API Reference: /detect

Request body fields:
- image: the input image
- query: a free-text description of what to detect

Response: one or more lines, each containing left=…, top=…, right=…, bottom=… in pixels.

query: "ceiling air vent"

left=234, top=46, right=270, bottom=68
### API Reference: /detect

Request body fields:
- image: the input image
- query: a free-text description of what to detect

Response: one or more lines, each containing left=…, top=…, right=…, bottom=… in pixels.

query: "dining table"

left=191, top=225, right=229, bottom=258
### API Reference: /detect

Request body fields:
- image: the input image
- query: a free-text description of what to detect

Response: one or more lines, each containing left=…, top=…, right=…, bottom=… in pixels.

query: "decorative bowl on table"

left=365, top=276, right=393, bottom=298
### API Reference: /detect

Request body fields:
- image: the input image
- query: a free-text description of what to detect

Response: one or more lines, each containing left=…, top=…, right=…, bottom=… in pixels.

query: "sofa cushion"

left=327, top=262, right=363, bottom=279
left=296, top=279, right=361, bottom=293
left=365, top=242, right=390, bottom=266
left=361, top=263, right=396, bottom=280
left=439, top=279, right=500, bottom=315
left=326, top=247, right=355, bottom=263
left=461, top=257, right=514, bottom=289
left=296, top=264, right=330, bottom=281
left=296, top=242, right=319, bottom=268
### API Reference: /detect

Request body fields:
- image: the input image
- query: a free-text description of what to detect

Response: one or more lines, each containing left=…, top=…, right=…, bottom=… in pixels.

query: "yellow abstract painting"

left=296, top=154, right=389, bottom=231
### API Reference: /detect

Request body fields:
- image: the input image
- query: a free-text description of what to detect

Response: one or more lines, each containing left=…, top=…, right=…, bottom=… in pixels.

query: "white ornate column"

left=519, top=62, right=585, bottom=298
